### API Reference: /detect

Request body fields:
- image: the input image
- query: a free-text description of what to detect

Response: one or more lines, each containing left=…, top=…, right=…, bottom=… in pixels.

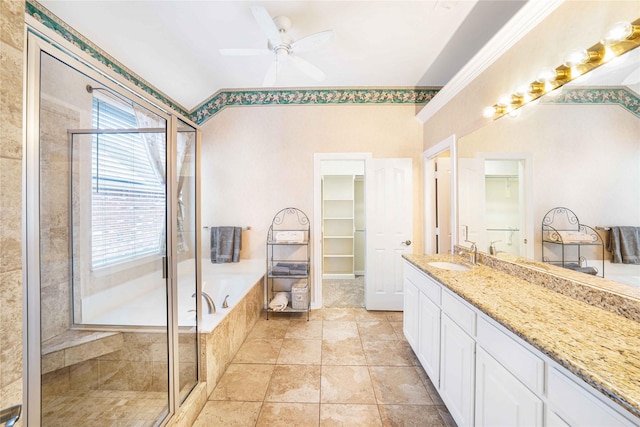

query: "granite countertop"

left=403, top=253, right=640, bottom=420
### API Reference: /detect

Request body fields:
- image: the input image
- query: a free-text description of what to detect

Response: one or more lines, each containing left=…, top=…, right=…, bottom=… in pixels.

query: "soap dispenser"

left=489, top=240, right=501, bottom=255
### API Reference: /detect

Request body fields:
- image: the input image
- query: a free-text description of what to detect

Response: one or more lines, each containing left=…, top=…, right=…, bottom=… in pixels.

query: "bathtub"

left=80, top=258, right=265, bottom=332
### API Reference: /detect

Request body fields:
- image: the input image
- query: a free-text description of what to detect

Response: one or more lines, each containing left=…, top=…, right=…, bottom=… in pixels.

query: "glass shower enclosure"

left=25, top=32, right=200, bottom=426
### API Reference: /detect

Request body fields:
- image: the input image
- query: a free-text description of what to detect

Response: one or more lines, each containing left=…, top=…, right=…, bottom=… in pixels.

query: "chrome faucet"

left=193, top=291, right=216, bottom=314
left=460, top=240, right=478, bottom=265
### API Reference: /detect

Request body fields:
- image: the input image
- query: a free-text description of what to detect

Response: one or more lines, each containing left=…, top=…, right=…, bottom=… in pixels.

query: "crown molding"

left=416, top=0, right=564, bottom=124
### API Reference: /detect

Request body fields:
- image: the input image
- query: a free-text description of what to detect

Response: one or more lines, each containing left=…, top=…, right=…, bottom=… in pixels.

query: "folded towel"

left=268, top=292, right=289, bottom=311
left=211, top=226, right=242, bottom=263
left=557, top=231, right=594, bottom=243
left=271, top=266, right=290, bottom=276
left=275, top=231, right=304, bottom=242
left=606, top=226, right=640, bottom=264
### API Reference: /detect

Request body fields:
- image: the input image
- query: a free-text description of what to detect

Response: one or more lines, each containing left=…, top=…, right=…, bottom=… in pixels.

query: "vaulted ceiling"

left=38, top=0, right=525, bottom=111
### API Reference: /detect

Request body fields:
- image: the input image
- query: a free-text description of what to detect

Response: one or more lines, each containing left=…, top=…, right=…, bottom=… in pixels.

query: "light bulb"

left=482, top=106, right=496, bottom=118
left=563, top=49, right=589, bottom=67
left=602, top=21, right=632, bottom=44
left=536, top=68, right=556, bottom=83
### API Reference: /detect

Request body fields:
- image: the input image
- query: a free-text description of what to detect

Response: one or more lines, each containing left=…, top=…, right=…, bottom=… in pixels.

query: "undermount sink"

left=427, top=261, right=471, bottom=272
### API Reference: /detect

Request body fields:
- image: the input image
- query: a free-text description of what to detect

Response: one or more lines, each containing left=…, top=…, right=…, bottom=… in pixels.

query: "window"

left=91, top=97, right=166, bottom=269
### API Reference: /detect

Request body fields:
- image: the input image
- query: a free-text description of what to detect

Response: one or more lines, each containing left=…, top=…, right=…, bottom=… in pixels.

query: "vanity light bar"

left=483, top=17, right=640, bottom=119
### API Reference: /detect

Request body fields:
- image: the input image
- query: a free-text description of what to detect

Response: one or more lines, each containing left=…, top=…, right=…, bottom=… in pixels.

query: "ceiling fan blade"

left=263, top=60, right=278, bottom=87
left=219, top=48, right=271, bottom=56
left=250, top=6, right=282, bottom=48
left=289, top=55, right=326, bottom=82
left=291, top=30, right=335, bottom=53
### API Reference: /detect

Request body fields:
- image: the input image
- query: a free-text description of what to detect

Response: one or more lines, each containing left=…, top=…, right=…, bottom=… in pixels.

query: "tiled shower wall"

left=0, top=0, right=25, bottom=424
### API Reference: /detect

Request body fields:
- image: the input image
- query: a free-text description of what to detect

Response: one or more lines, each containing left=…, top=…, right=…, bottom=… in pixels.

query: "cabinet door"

left=547, top=367, right=635, bottom=427
left=475, top=347, right=543, bottom=427
left=403, top=277, right=419, bottom=350
left=418, top=291, right=440, bottom=384
left=440, top=314, right=475, bottom=427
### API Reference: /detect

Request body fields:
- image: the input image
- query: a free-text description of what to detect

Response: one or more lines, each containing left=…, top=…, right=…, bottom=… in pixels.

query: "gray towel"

left=606, top=226, right=640, bottom=264
left=210, top=226, right=242, bottom=263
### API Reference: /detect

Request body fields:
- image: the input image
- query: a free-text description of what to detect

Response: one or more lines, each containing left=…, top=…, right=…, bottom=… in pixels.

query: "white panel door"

left=366, top=158, right=413, bottom=311
left=458, top=158, right=486, bottom=249
left=435, top=157, right=452, bottom=254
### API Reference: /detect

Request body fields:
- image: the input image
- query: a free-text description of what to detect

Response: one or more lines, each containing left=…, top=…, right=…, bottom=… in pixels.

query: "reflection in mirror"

left=458, top=46, right=640, bottom=291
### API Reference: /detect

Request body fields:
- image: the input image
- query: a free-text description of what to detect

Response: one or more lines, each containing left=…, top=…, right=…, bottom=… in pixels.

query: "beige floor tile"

left=353, top=310, right=389, bottom=321
left=322, top=320, right=360, bottom=340
left=193, top=400, right=262, bottom=426
left=369, top=366, right=433, bottom=405
left=414, top=365, right=445, bottom=406
left=257, top=402, right=320, bottom=426
left=385, top=312, right=404, bottom=322
left=286, top=319, right=323, bottom=339
left=233, top=338, right=283, bottom=364
left=378, top=404, right=446, bottom=426
left=320, top=403, right=382, bottom=426
left=277, top=339, right=322, bottom=365
left=321, top=365, right=376, bottom=404
left=247, top=319, right=290, bottom=340
left=357, top=320, right=399, bottom=341
left=322, top=338, right=367, bottom=366
left=321, top=308, right=358, bottom=321
left=362, top=340, right=415, bottom=366
left=209, top=363, right=274, bottom=401
left=389, top=321, right=407, bottom=341
left=265, top=364, right=321, bottom=403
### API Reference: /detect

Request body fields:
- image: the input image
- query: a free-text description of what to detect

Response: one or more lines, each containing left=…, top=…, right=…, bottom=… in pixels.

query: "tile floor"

left=193, top=308, right=456, bottom=426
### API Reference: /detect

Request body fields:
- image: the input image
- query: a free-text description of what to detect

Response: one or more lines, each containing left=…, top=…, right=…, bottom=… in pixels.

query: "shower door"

left=25, top=33, right=197, bottom=427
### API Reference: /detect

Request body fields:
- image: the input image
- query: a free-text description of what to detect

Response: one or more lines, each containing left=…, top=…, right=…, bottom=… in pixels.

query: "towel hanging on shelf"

left=210, top=226, right=242, bottom=263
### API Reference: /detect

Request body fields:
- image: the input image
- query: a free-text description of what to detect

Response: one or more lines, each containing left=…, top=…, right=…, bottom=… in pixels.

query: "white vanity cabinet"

left=440, top=313, right=476, bottom=426
left=402, top=259, right=640, bottom=427
left=403, top=263, right=441, bottom=382
left=475, top=347, right=543, bottom=426
left=417, top=291, right=440, bottom=381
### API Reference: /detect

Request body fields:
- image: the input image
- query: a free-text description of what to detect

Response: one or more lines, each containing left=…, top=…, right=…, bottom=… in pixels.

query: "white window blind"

left=91, top=98, right=166, bottom=269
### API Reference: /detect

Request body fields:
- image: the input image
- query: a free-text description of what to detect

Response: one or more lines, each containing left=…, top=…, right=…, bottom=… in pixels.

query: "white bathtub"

left=80, top=258, right=265, bottom=332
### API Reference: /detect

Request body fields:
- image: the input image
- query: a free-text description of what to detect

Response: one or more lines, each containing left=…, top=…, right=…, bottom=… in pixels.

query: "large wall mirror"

left=458, top=45, right=640, bottom=295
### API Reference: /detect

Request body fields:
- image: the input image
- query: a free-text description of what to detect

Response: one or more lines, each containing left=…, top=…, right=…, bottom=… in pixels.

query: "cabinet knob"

left=401, top=240, right=412, bottom=246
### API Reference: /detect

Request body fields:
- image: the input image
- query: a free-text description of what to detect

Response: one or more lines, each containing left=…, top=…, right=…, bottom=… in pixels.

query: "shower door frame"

left=23, top=30, right=202, bottom=426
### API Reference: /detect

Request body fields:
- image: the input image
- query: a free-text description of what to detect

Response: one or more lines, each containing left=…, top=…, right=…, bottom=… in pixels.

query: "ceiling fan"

left=220, top=6, right=335, bottom=87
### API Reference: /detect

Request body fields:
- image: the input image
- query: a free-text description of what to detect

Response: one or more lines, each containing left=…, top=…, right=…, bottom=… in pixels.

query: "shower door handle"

left=162, top=256, right=167, bottom=279
left=0, top=405, right=21, bottom=427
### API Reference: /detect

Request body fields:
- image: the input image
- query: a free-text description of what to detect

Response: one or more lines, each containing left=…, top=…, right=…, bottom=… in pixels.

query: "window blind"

left=91, top=98, right=166, bottom=269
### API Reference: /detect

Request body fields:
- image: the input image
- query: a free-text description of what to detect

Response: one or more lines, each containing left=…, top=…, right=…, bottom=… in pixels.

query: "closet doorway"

left=318, top=158, right=367, bottom=308
left=313, top=153, right=371, bottom=307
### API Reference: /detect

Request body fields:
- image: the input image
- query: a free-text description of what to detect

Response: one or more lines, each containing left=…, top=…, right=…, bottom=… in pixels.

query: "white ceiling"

left=39, top=0, right=525, bottom=110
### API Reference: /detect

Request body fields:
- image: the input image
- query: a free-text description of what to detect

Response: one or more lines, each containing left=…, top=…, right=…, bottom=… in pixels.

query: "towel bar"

left=595, top=226, right=611, bottom=231
left=203, top=226, right=250, bottom=231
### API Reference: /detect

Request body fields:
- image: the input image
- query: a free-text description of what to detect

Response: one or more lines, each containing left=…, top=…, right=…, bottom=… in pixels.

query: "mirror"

left=458, top=46, right=640, bottom=293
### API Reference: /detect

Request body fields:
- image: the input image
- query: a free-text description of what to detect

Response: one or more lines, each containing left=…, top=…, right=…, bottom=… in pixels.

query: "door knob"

left=401, top=240, right=412, bottom=246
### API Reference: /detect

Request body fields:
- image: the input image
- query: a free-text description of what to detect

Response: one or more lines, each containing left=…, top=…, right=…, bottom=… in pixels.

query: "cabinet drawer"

left=548, top=367, right=635, bottom=426
left=404, top=263, right=441, bottom=305
left=441, top=290, right=476, bottom=336
left=477, top=317, right=544, bottom=394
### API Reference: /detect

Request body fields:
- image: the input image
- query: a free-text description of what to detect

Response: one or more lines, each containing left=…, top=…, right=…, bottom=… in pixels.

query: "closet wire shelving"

left=266, top=207, right=311, bottom=320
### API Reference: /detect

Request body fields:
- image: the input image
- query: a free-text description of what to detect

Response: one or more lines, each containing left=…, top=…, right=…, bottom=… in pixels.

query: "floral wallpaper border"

left=541, top=87, right=640, bottom=118
left=191, top=88, right=439, bottom=124
left=26, top=0, right=438, bottom=126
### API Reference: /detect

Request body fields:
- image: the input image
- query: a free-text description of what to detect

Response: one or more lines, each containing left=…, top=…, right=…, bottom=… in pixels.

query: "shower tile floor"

left=41, top=389, right=167, bottom=427
left=194, top=308, right=456, bottom=426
